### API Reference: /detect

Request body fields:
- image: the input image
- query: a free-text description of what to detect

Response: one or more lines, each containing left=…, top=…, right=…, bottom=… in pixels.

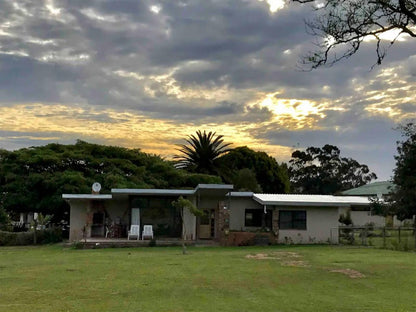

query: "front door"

left=199, top=209, right=215, bottom=239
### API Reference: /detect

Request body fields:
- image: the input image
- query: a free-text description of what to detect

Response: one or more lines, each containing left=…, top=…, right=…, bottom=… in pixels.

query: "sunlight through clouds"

left=258, top=0, right=286, bottom=13
left=249, top=92, right=326, bottom=129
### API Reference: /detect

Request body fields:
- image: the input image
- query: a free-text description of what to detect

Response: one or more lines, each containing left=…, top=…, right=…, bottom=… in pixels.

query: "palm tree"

left=175, top=130, right=231, bottom=175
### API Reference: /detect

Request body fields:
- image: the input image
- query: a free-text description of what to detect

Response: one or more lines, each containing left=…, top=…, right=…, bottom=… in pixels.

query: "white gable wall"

left=229, top=197, right=340, bottom=244
left=278, top=206, right=339, bottom=244
left=229, top=197, right=263, bottom=231
left=69, top=200, right=88, bottom=241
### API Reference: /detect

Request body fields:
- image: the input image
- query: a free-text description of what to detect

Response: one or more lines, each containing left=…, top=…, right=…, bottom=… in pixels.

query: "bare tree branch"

left=292, top=0, right=416, bottom=69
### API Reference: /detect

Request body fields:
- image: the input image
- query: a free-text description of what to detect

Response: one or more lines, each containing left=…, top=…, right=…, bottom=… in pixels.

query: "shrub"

left=0, top=230, right=33, bottom=246
left=39, top=227, right=63, bottom=244
left=71, top=241, right=84, bottom=249
left=0, top=227, right=63, bottom=246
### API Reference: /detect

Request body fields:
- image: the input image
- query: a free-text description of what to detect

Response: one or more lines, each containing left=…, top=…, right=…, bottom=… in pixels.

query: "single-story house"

left=341, top=181, right=395, bottom=199
left=340, top=181, right=414, bottom=227
left=63, top=183, right=371, bottom=245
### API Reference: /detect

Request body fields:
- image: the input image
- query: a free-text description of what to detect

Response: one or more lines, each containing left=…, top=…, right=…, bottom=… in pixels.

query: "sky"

left=0, top=0, right=415, bottom=181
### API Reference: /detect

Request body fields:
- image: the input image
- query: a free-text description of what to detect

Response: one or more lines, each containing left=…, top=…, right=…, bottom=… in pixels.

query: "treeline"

left=0, top=140, right=221, bottom=223
left=0, top=137, right=379, bottom=224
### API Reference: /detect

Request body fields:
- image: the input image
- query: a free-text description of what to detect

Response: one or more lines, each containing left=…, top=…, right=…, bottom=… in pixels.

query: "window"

left=245, top=209, right=272, bottom=228
left=279, top=210, right=306, bottom=230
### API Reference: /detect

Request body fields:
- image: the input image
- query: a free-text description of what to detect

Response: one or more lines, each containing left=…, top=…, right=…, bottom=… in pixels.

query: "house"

left=63, top=183, right=371, bottom=245
left=341, top=181, right=394, bottom=199
left=340, top=181, right=414, bottom=227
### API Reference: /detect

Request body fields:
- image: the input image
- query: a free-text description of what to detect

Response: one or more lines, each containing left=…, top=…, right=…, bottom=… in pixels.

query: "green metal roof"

left=341, top=181, right=395, bottom=196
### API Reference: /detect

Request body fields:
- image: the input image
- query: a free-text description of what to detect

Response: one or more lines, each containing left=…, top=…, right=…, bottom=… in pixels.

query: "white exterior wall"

left=350, top=211, right=386, bottom=226
left=69, top=200, right=89, bottom=241
left=229, top=197, right=263, bottom=231
left=182, top=204, right=196, bottom=240
left=338, top=207, right=386, bottom=227
left=229, top=197, right=339, bottom=244
left=278, top=207, right=339, bottom=244
left=393, top=216, right=415, bottom=227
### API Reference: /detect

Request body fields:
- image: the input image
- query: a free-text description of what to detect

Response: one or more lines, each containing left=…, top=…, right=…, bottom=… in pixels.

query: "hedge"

left=0, top=227, right=63, bottom=246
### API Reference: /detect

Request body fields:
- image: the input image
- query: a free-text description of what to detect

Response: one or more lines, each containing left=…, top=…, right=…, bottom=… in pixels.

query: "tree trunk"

left=181, top=209, right=187, bottom=255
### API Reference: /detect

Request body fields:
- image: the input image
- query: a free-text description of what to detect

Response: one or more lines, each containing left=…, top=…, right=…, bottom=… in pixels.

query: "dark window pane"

left=279, top=210, right=292, bottom=229
left=293, top=211, right=306, bottom=229
left=279, top=210, right=306, bottom=230
left=245, top=209, right=262, bottom=227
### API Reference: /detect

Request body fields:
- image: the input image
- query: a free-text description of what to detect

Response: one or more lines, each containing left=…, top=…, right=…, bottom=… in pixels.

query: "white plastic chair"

left=128, top=225, right=140, bottom=240
left=142, top=225, right=154, bottom=240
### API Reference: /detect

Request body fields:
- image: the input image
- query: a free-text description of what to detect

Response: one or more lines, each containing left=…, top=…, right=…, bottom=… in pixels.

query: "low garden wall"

left=221, top=231, right=277, bottom=246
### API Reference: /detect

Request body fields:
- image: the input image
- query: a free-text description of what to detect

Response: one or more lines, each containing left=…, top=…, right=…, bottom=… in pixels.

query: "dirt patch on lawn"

left=245, top=252, right=309, bottom=267
left=330, top=268, right=365, bottom=279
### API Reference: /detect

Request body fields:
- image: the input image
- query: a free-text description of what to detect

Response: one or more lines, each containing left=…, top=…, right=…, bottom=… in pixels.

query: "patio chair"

left=128, top=224, right=140, bottom=240
left=142, top=225, right=154, bottom=240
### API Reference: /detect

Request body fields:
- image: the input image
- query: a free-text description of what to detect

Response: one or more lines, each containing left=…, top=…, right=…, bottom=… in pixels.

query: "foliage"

left=0, top=189, right=10, bottom=229
left=175, top=130, right=231, bottom=175
left=172, top=196, right=203, bottom=218
left=0, top=227, right=62, bottom=246
left=388, top=123, right=416, bottom=221
left=218, top=146, right=290, bottom=193
left=0, top=205, right=9, bottom=230
left=338, top=209, right=353, bottom=226
left=31, top=213, right=53, bottom=244
left=0, top=141, right=221, bottom=223
left=369, top=197, right=392, bottom=217
left=231, top=168, right=262, bottom=193
left=292, top=0, right=416, bottom=69
left=289, top=144, right=377, bottom=194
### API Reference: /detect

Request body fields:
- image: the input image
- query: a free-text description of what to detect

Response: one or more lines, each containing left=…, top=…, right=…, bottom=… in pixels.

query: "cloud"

left=0, top=0, right=415, bottom=180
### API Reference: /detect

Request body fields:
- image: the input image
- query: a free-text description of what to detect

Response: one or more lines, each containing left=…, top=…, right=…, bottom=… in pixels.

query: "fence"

left=336, top=226, right=416, bottom=251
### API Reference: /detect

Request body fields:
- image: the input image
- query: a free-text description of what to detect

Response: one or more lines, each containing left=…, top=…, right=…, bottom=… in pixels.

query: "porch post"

left=218, top=201, right=230, bottom=246
left=272, top=206, right=279, bottom=243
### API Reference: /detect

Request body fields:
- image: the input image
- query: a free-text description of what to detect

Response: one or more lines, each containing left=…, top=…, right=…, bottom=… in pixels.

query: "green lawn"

left=0, top=245, right=415, bottom=312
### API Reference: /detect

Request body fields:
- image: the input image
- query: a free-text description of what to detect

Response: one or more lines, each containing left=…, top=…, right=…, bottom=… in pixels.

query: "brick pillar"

left=218, top=201, right=230, bottom=246
left=272, top=207, right=279, bottom=243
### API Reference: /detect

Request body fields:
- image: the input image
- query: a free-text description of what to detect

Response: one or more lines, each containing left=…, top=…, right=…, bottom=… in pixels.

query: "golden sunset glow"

left=249, top=92, right=327, bottom=129
left=0, top=0, right=415, bottom=181
left=0, top=103, right=294, bottom=160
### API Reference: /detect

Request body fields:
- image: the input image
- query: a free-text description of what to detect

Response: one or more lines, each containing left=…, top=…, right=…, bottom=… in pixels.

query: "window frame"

left=244, top=208, right=272, bottom=228
left=278, top=210, right=307, bottom=230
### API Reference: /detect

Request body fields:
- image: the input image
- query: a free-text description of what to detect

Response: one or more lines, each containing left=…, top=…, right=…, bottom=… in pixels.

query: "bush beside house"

left=0, top=227, right=62, bottom=246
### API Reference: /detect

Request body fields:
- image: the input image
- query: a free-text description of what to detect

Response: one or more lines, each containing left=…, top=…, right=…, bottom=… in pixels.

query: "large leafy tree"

left=293, top=0, right=416, bottom=69
left=0, top=141, right=220, bottom=223
left=175, top=130, right=231, bottom=175
left=217, top=146, right=290, bottom=193
left=289, top=144, right=377, bottom=194
left=388, top=123, right=416, bottom=220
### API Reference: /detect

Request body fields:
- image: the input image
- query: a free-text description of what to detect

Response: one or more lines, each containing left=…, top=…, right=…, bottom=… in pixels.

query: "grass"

left=0, top=245, right=415, bottom=312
